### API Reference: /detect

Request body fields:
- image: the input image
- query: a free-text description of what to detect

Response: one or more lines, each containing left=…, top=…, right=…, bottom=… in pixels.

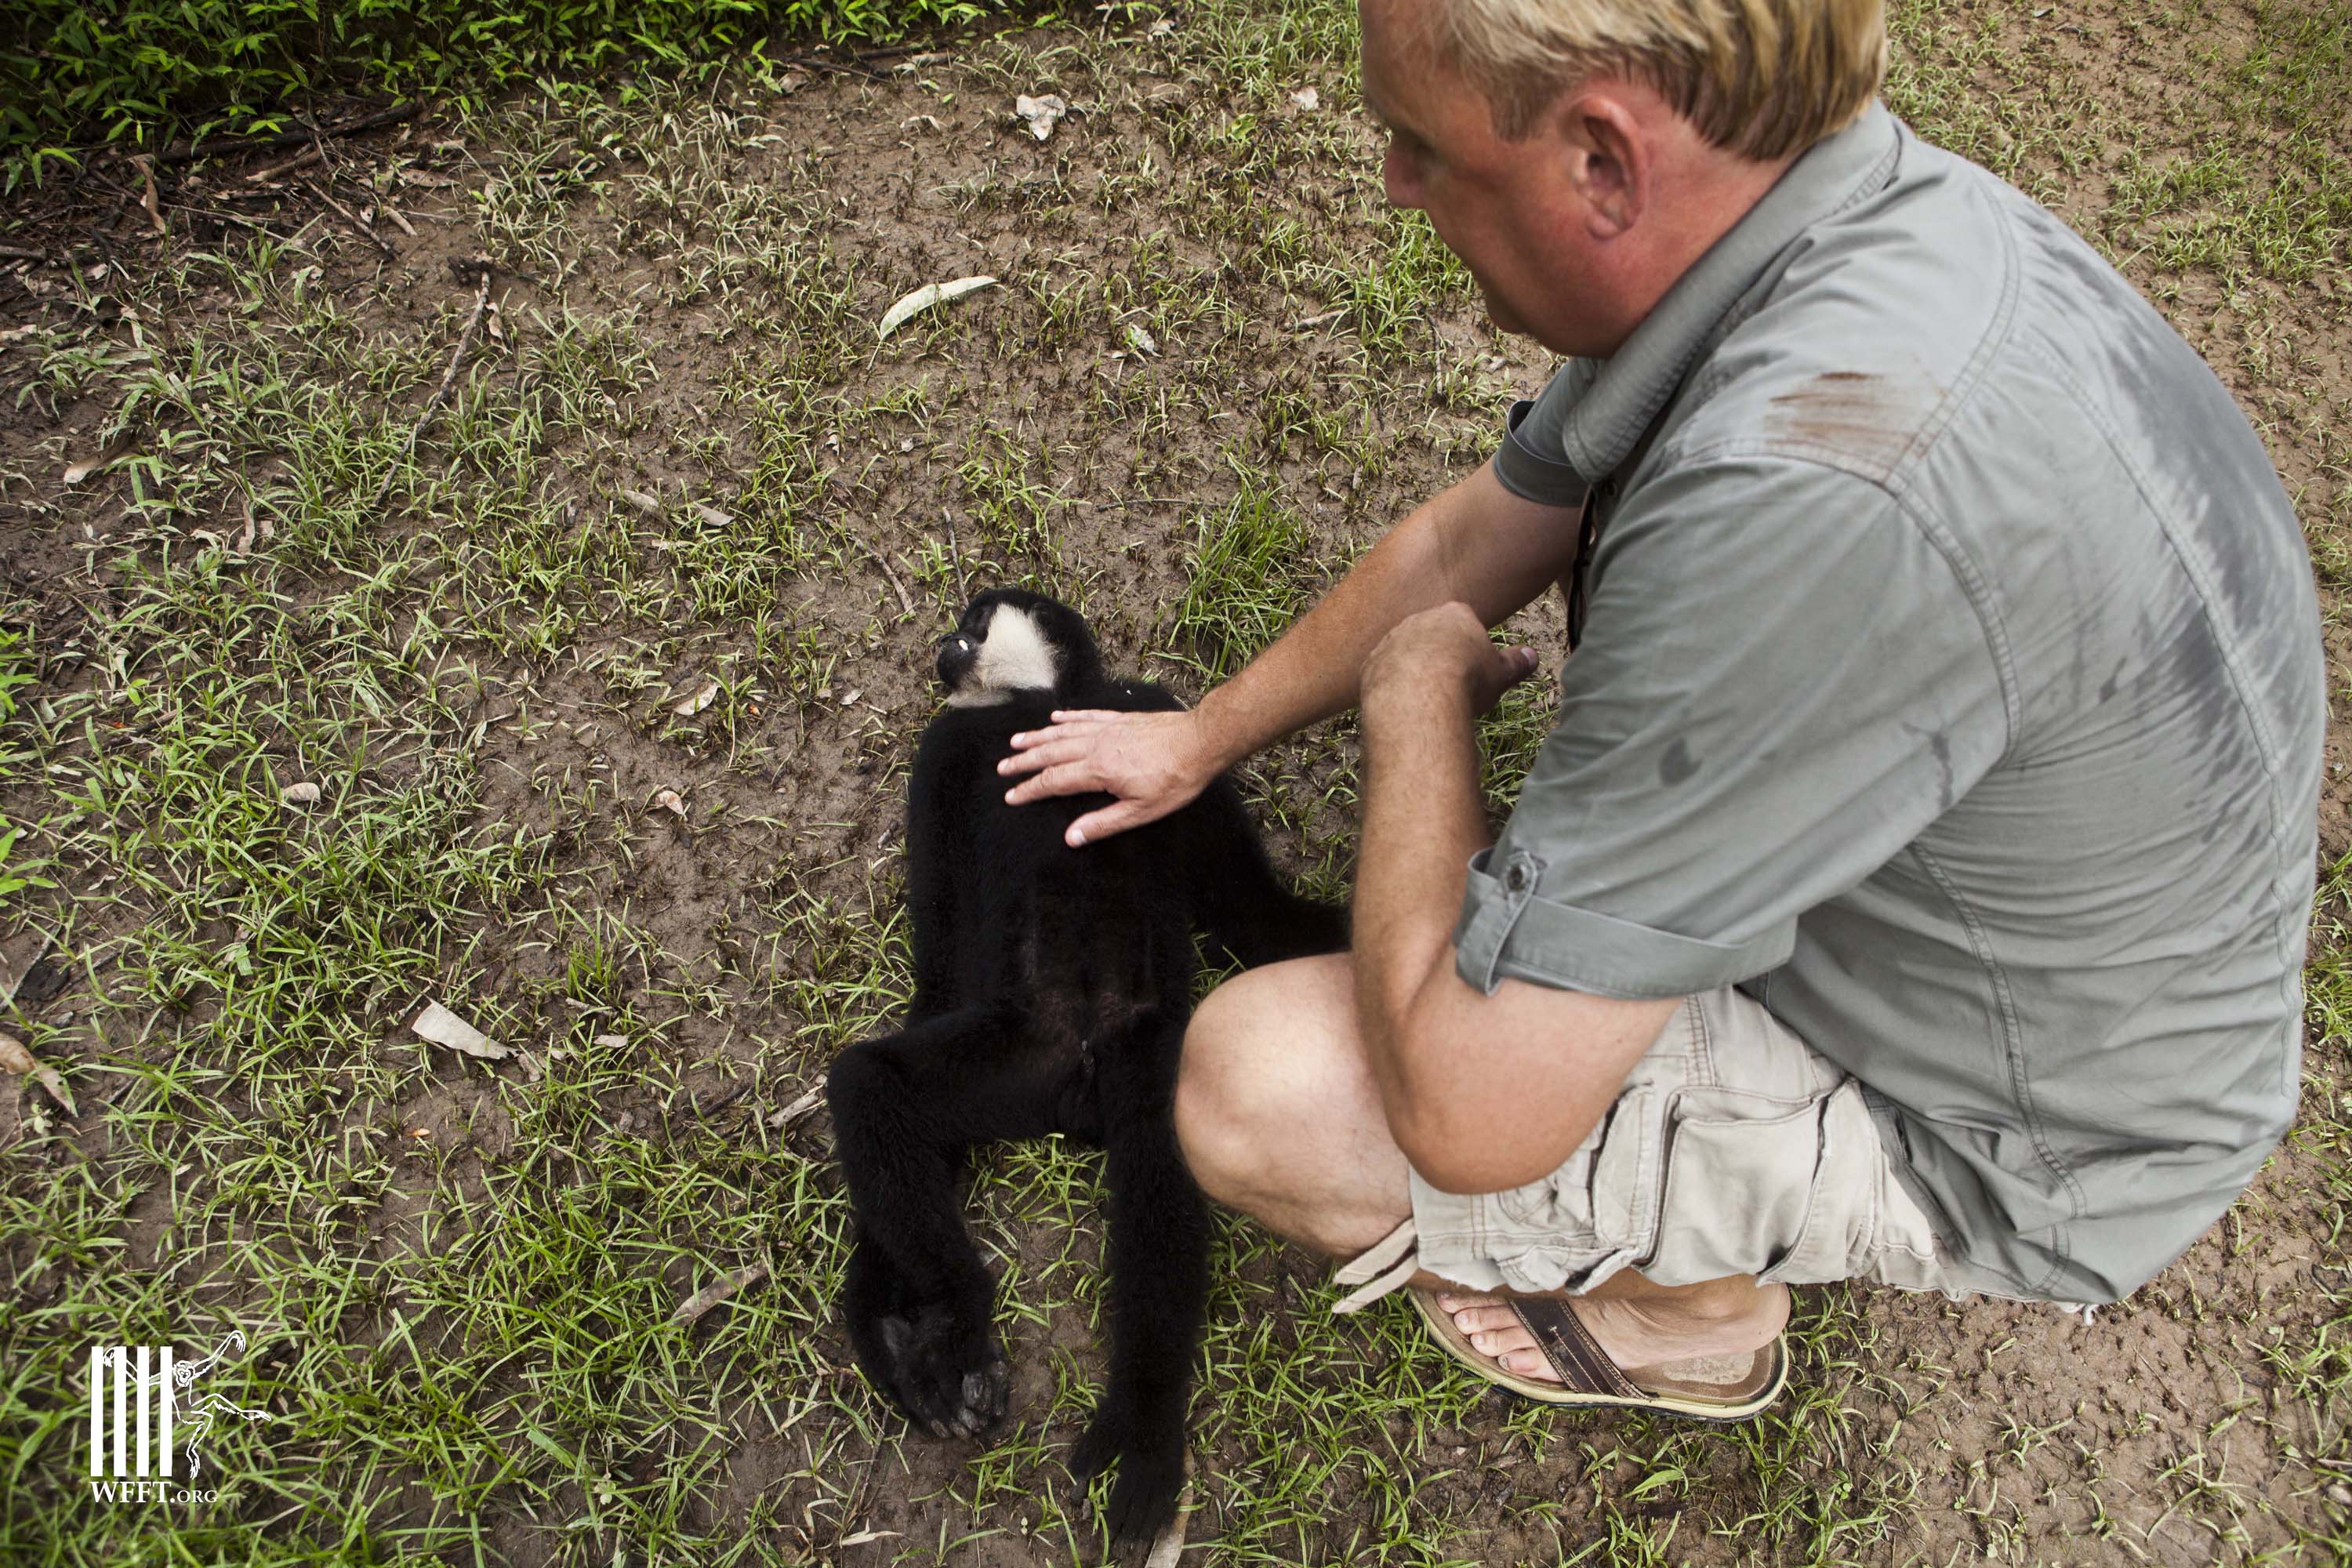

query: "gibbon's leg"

left=1068, top=1007, right=1208, bottom=1542
left=827, top=1005, right=1062, bottom=1438
left=1184, top=781, right=1351, bottom=969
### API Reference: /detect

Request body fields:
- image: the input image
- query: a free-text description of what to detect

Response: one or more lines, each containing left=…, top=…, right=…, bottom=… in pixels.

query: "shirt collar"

left=1558, top=102, right=1904, bottom=482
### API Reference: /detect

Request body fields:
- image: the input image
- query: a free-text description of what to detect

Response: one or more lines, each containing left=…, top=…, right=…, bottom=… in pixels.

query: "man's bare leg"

left=1174, top=953, right=1787, bottom=1379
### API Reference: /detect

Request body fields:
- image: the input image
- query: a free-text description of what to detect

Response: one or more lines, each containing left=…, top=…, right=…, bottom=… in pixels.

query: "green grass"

left=1, top=0, right=1037, bottom=165
left=1, top=0, right=2347, bottom=1562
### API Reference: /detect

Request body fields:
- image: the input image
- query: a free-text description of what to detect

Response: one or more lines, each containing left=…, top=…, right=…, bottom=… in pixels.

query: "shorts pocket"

left=1759, top=1081, right=1882, bottom=1285
left=1483, top=1086, right=1660, bottom=1293
left=1647, top=1089, right=1825, bottom=1287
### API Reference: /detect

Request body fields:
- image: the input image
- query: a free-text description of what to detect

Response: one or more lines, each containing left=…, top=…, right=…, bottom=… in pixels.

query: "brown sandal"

left=1409, top=1289, right=1788, bottom=1421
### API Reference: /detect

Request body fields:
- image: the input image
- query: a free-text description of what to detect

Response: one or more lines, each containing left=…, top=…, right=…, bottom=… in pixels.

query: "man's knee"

left=1174, top=973, right=1272, bottom=1204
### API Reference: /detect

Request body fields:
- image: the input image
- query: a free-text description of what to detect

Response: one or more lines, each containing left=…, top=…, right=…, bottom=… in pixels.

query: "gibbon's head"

left=935, top=589, right=1102, bottom=707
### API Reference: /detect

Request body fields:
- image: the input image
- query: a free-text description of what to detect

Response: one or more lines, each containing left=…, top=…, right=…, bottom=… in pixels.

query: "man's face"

left=1359, top=0, right=1597, bottom=351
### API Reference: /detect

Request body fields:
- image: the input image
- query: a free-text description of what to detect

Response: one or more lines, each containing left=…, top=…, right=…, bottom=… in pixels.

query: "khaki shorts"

left=1405, top=985, right=1959, bottom=1299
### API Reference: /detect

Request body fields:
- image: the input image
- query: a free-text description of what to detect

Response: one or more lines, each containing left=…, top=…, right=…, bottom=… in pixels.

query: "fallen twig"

left=862, top=546, right=915, bottom=615
left=941, top=508, right=969, bottom=599
left=370, top=262, right=494, bottom=507
left=246, top=147, right=326, bottom=184
left=305, top=177, right=394, bottom=259
left=128, top=156, right=165, bottom=238
left=158, top=103, right=421, bottom=167
left=0, top=245, right=51, bottom=264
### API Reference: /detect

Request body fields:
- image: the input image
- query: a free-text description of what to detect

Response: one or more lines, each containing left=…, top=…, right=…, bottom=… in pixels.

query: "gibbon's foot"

left=869, top=1301, right=1010, bottom=1438
left=1069, top=1399, right=1185, bottom=1542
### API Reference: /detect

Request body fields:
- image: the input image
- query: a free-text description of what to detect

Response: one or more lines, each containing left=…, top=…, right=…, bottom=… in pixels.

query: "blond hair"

left=1432, top=0, right=1888, bottom=161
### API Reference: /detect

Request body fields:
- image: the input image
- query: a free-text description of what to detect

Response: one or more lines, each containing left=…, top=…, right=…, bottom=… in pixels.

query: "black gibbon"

left=825, top=587, right=1348, bottom=1541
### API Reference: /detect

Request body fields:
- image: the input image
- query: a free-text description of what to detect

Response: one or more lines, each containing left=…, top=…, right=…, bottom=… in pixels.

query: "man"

left=998, top=0, right=2321, bottom=1413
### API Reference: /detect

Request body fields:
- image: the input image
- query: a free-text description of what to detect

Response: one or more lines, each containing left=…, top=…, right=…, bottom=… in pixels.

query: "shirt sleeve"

left=1489, top=359, right=1598, bottom=508
left=1454, top=454, right=2010, bottom=1000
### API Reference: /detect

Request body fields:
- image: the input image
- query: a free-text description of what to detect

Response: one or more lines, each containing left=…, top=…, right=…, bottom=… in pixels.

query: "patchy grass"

left=0, top=0, right=2347, bottom=1563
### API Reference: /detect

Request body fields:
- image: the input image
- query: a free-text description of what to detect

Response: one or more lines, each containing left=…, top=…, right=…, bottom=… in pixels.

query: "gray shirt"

left=1460, top=103, right=2322, bottom=1304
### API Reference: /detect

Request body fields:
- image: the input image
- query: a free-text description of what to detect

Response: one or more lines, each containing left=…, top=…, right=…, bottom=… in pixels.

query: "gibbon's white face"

left=942, top=603, right=1061, bottom=707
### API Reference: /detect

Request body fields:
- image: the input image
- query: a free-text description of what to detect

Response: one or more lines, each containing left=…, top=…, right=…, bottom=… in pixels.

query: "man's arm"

left=1352, top=602, right=1678, bottom=1196
left=1188, top=463, right=1583, bottom=768
left=1000, top=465, right=1581, bottom=844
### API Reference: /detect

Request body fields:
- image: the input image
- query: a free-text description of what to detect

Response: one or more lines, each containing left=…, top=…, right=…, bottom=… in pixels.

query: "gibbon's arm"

left=1349, top=604, right=1680, bottom=1197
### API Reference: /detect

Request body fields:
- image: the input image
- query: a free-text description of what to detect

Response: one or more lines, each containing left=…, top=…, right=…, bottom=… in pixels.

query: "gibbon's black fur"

left=825, top=588, right=1348, bottom=1541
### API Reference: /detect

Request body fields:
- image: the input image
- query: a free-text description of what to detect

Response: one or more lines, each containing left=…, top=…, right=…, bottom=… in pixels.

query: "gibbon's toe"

left=1069, top=1401, right=1185, bottom=1542
left=871, top=1301, right=1008, bottom=1439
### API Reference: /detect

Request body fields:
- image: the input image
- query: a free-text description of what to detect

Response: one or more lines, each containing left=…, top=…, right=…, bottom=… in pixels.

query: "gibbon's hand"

left=997, top=707, right=1218, bottom=848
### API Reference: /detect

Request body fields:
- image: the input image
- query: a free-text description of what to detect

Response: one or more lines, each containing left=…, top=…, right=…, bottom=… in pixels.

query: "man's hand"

left=997, top=707, right=1222, bottom=848
left=1360, top=601, right=1541, bottom=720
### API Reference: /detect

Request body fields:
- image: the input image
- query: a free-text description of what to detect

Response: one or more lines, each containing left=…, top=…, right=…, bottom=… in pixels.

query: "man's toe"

left=1450, top=1303, right=1527, bottom=1336
left=1498, top=1348, right=1557, bottom=1379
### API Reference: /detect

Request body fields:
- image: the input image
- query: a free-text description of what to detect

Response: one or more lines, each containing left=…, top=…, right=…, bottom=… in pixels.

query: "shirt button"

left=1505, top=865, right=1530, bottom=892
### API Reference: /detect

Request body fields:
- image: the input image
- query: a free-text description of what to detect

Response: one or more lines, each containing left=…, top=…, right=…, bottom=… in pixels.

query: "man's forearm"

left=1191, top=466, right=1576, bottom=768
left=1350, top=679, right=1490, bottom=1125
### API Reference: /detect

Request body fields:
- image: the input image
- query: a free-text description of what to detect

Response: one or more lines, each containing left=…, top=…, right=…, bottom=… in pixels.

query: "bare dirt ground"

left=0, top=0, right=2347, bottom=1564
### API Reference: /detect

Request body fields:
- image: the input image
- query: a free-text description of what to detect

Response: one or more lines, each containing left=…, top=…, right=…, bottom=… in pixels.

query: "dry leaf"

left=619, top=488, right=664, bottom=517
left=838, top=688, right=862, bottom=706
left=877, top=275, right=997, bottom=339
left=1014, top=94, right=1068, bottom=141
left=0, top=931, right=53, bottom=1009
left=673, top=1261, right=768, bottom=1323
left=0, top=1032, right=76, bottom=1112
left=1125, top=324, right=1160, bottom=356
left=1144, top=1504, right=1189, bottom=1568
left=692, top=501, right=735, bottom=528
left=1147, top=18, right=1174, bottom=36
left=768, top=1085, right=825, bottom=1127
left=1290, top=86, right=1321, bottom=111
left=411, top=1000, right=512, bottom=1061
left=593, top=1033, right=629, bottom=1049
left=837, top=1530, right=900, bottom=1547
left=778, top=70, right=811, bottom=95
left=673, top=679, right=719, bottom=717
left=279, top=781, right=321, bottom=806
left=653, top=788, right=688, bottom=817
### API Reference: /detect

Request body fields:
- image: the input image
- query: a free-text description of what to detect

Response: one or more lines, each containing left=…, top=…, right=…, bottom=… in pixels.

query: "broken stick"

left=369, top=263, right=494, bottom=507
left=862, top=546, right=916, bottom=615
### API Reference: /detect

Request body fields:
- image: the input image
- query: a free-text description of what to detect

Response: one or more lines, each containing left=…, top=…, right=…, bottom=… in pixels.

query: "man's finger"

left=1006, top=762, right=1096, bottom=805
left=1007, top=718, right=1104, bottom=750
left=998, top=738, right=1087, bottom=776
left=1068, top=798, right=1160, bottom=848
left=1048, top=710, right=1127, bottom=724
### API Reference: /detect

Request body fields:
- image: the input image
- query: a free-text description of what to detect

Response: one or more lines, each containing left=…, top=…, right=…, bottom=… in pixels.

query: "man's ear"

left=1554, top=87, right=1648, bottom=238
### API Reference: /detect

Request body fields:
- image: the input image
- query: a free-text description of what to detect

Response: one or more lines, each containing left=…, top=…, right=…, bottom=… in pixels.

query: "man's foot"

left=1433, top=1276, right=1788, bottom=1383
